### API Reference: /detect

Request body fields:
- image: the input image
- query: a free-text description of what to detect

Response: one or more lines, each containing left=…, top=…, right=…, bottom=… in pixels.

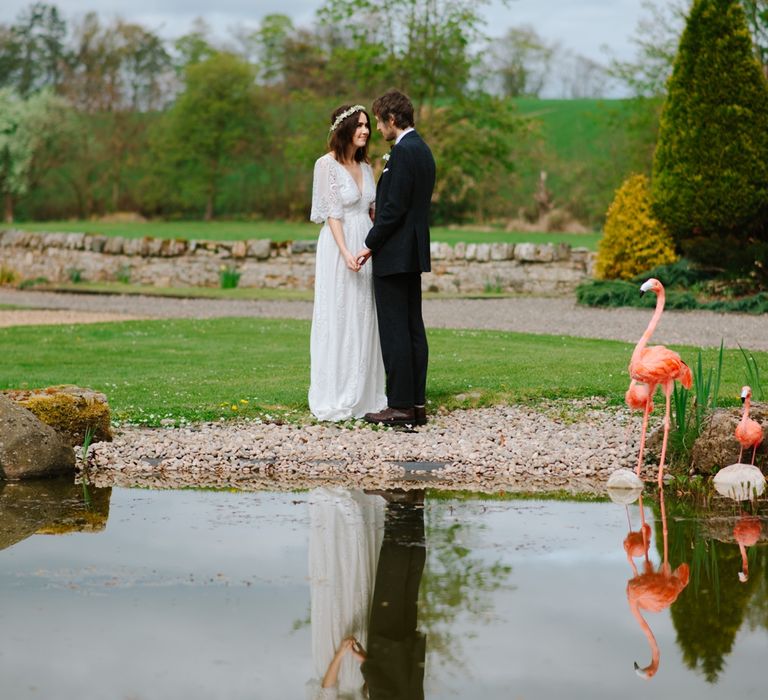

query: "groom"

left=356, top=90, right=436, bottom=427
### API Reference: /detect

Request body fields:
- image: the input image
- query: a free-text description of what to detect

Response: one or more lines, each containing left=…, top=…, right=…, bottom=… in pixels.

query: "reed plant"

left=739, top=344, right=763, bottom=399
left=670, top=341, right=725, bottom=467
left=80, top=426, right=95, bottom=509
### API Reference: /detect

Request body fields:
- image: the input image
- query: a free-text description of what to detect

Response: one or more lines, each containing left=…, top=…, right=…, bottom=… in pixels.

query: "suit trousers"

left=372, top=272, right=428, bottom=408
left=362, top=498, right=426, bottom=699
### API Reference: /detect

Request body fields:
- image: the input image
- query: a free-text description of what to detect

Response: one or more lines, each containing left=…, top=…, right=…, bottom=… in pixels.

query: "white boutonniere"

left=382, top=153, right=390, bottom=162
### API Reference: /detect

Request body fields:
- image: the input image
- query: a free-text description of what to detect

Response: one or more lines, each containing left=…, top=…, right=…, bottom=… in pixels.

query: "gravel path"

left=1, top=288, right=765, bottom=348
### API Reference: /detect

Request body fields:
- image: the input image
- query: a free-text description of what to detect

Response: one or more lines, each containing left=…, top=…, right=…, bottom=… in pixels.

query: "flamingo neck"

left=741, top=394, right=752, bottom=425
left=632, top=287, right=665, bottom=365
left=739, top=543, right=749, bottom=581
left=629, top=598, right=660, bottom=678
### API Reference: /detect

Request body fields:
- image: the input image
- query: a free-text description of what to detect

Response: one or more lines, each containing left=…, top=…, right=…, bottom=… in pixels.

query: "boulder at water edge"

left=2, top=384, right=112, bottom=447
left=0, top=395, right=75, bottom=480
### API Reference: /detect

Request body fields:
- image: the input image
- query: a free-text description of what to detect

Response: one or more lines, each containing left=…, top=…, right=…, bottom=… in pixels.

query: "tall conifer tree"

left=652, top=0, right=768, bottom=279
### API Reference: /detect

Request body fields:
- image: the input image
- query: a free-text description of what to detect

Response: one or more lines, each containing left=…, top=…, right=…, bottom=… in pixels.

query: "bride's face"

left=352, top=113, right=370, bottom=149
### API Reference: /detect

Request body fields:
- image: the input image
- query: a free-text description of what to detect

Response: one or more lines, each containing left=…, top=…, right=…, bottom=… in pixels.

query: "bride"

left=308, top=104, right=387, bottom=421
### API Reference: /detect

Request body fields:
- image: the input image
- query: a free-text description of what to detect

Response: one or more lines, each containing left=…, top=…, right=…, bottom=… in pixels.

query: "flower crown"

left=329, top=105, right=366, bottom=133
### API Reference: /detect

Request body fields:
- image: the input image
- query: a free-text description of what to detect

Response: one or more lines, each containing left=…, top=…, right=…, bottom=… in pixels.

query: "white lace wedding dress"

left=308, top=153, right=387, bottom=421
left=306, top=487, right=385, bottom=699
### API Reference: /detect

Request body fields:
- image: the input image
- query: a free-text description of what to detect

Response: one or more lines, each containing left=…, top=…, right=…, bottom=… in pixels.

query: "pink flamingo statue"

left=625, top=491, right=690, bottom=679
left=629, top=279, right=692, bottom=486
left=735, top=386, right=764, bottom=465
left=733, top=514, right=762, bottom=583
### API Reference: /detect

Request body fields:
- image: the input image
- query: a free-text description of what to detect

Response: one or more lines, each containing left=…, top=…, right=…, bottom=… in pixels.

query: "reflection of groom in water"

left=362, top=489, right=426, bottom=699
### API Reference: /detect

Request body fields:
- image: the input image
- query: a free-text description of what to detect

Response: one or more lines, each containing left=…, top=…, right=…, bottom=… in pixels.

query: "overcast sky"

left=0, top=0, right=648, bottom=67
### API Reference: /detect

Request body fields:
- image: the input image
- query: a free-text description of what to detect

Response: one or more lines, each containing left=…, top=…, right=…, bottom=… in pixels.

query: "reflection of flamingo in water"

left=629, top=279, right=692, bottom=486
left=625, top=491, right=690, bottom=679
left=735, top=386, right=764, bottom=465
left=623, top=495, right=651, bottom=576
left=734, top=514, right=762, bottom=583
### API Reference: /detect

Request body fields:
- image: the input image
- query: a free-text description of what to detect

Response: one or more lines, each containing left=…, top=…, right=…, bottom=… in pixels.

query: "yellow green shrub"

left=596, top=173, right=678, bottom=280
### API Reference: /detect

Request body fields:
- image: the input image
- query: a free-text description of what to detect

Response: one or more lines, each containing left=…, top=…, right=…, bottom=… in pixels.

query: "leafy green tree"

left=56, top=14, right=171, bottom=214
left=652, top=0, right=768, bottom=281
left=0, top=87, right=68, bottom=222
left=0, top=2, right=68, bottom=97
left=316, top=0, right=502, bottom=109
left=153, top=52, right=261, bottom=220
left=486, top=25, right=558, bottom=98
left=249, top=14, right=294, bottom=86
left=419, top=93, right=521, bottom=222
left=173, top=19, right=218, bottom=73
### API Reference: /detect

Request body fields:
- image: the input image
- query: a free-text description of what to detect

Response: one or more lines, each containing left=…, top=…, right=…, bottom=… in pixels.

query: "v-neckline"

left=332, top=156, right=364, bottom=197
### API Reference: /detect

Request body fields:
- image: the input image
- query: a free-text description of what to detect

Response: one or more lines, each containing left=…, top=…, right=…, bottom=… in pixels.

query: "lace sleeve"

left=310, top=156, right=343, bottom=224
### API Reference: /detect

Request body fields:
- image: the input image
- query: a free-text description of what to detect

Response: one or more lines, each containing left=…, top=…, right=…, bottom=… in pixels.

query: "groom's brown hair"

left=372, top=90, right=414, bottom=129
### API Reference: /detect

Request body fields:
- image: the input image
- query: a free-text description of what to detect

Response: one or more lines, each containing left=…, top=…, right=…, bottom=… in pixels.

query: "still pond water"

left=1, top=479, right=767, bottom=699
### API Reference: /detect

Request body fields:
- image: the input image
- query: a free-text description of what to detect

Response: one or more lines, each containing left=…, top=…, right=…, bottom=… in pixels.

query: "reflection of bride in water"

left=307, top=487, right=385, bottom=699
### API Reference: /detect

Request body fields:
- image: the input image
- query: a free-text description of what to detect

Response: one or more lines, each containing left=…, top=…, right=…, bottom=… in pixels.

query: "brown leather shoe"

left=364, top=406, right=415, bottom=426
left=414, top=405, right=427, bottom=426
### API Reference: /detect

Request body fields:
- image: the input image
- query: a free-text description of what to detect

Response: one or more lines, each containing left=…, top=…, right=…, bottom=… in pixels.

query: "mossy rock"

left=3, top=385, right=112, bottom=447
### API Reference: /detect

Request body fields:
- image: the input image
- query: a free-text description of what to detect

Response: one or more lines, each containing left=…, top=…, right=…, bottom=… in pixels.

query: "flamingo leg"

left=739, top=445, right=744, bottom=464
left=751, top=444, right=757, bottom=466
left=660, top=489, right=668, bottom=567
left=636, top=397, right=653, bottom=477
left=657, top=384, right=672, bottom=488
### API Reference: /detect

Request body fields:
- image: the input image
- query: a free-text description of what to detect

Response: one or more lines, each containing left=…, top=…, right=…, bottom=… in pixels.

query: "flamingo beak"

left=742, top=396, right=746, bottom=404
left=739, top=571, right=748, bottom=583
left=634, top=662, right=651, bottom=679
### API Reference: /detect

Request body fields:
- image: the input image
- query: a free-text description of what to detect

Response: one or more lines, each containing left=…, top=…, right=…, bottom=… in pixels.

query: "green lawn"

left=0, top=317, right=755, bottom=425
left=10, top=220, right=601, bottom=250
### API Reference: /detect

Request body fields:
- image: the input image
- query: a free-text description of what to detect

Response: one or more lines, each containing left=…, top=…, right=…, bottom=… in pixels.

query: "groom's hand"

left=355, top=247, right=372, bottom=266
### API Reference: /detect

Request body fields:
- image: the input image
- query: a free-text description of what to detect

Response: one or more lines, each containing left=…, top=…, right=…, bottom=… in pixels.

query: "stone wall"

left=0, top=229, right=596, bottom=295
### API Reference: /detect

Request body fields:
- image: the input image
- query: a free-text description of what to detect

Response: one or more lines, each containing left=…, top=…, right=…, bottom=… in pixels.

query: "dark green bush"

left=631, top=258, right=716, bottom=288
left=577, top=279, right=699, bottom=309
left=577, top=277, right=768, bottom=313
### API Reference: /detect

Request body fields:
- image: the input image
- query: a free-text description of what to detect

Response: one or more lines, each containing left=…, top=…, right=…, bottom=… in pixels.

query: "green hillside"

left=511, top=97, right=661, bottom=227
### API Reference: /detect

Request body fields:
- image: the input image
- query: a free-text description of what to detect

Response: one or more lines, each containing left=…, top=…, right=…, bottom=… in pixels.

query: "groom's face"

left=375, top=114, right=397, bottom=142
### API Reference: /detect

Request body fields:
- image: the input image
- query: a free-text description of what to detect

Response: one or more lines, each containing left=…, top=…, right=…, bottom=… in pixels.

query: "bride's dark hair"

left=328, top=104, right=370, bottom=164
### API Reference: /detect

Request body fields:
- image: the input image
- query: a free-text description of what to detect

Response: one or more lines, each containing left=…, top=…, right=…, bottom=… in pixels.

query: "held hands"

left=343, top=249, right=361, bottom=272
left=355, top=247, right=372, bottom=267
left=340, top=636, right=367, bottom=663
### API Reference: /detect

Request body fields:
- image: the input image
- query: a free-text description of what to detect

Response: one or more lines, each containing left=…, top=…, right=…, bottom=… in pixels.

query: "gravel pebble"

left=84, top=400, right=650, bottom=494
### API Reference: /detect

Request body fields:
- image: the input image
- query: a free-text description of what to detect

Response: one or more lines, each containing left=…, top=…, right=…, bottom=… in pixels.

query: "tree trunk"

left=204, top=192, right=214, bottom=221
left=4, top=192, right=13, bottom=224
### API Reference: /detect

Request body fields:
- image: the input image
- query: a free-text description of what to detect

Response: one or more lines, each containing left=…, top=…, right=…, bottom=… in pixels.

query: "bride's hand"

left=343, top=250, right=360, bottom=272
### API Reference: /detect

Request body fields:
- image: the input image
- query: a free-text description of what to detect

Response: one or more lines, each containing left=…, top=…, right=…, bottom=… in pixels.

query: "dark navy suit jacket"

left=365, top=130, right=436, bottom=276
